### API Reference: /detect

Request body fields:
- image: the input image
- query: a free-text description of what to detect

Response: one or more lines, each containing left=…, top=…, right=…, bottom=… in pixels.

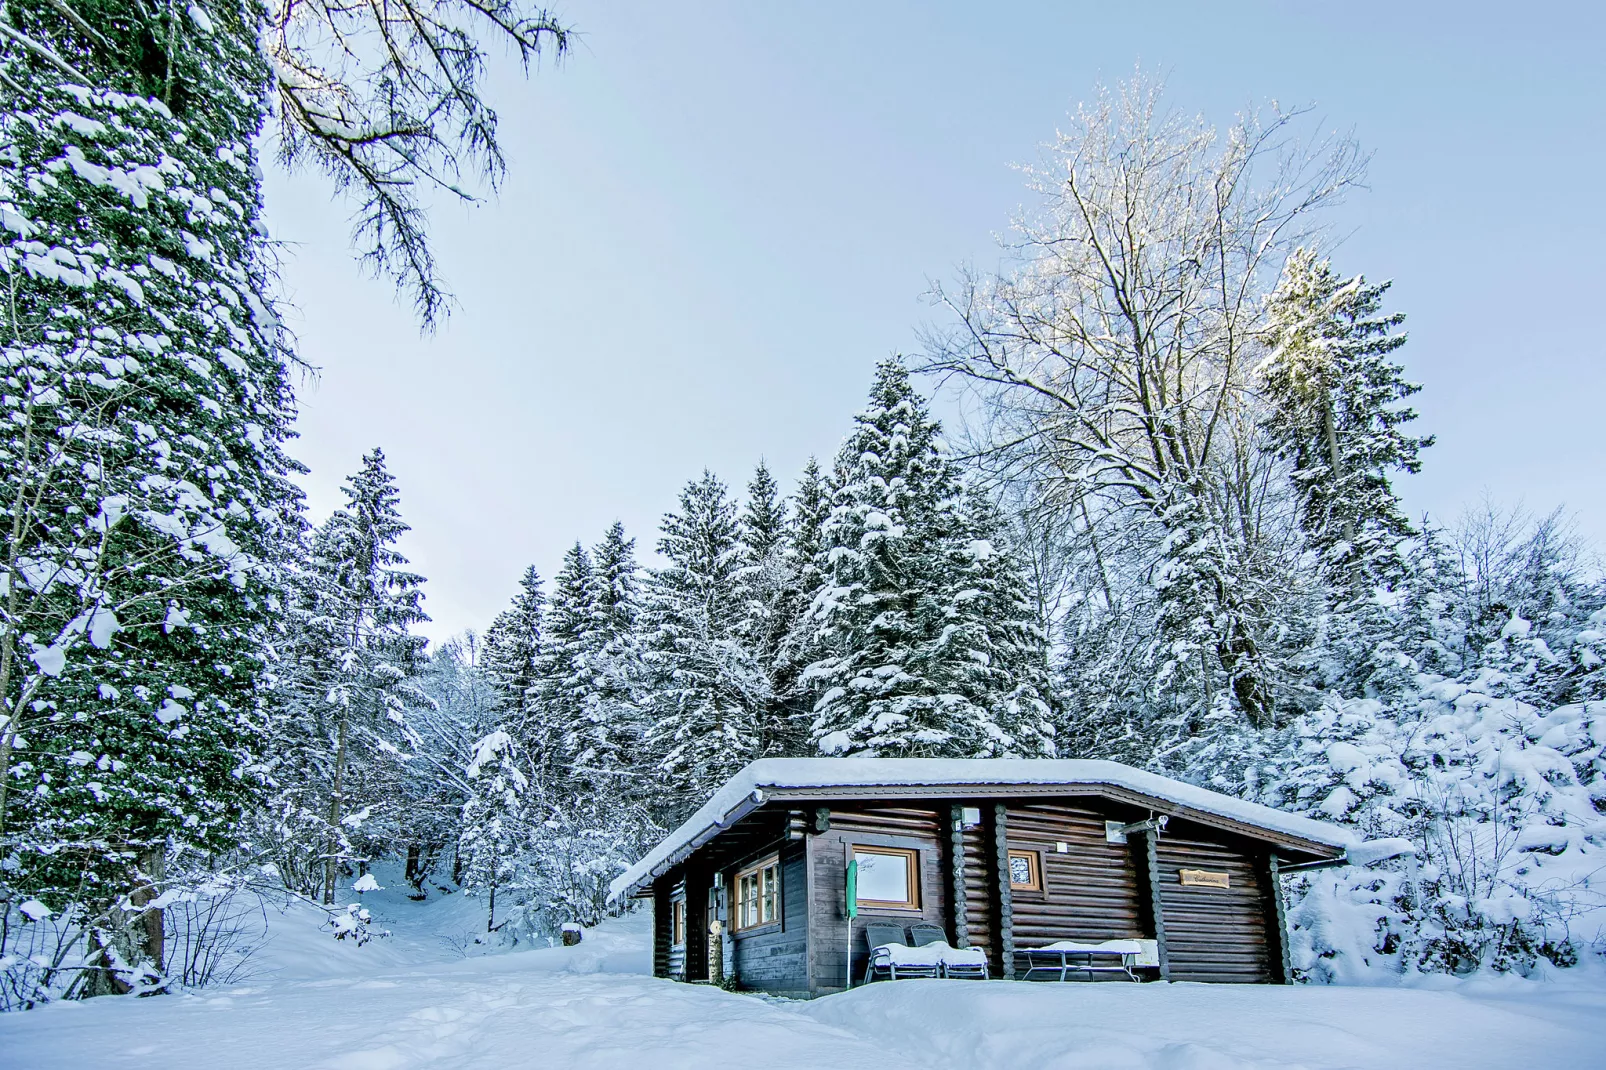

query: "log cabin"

left=608, top=758, right=1354, bottom=997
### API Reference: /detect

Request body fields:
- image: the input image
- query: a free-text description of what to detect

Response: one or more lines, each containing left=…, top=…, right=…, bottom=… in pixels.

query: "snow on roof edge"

left=609, top=758, right=1356, bottom=902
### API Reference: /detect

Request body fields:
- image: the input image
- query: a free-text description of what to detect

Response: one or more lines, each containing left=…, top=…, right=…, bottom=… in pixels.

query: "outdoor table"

left=1018, top=940, right=1142, bottom=981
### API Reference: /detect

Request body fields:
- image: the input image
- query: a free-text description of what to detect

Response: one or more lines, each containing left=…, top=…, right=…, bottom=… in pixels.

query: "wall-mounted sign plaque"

left=1179, top=868, right=1230, bottom=889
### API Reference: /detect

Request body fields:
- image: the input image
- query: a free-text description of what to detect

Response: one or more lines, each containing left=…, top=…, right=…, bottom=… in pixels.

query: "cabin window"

left=670, top=898, right=686, bottom=946
left=852, top=845, right=921, bottom=910
left=734, top=855, right=781, bottom=930
left=1007, top=849, right=1043, bottom=892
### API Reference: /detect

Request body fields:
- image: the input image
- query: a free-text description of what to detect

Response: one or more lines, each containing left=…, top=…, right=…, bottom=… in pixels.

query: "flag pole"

left=844, top=839, right=856, bottom=988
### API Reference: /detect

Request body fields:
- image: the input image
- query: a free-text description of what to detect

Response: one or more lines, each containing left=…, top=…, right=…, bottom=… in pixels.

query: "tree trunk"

left=132, top=848, right=166, bottom=980
left=1321, top=395, right=1356, bottom=546
left=323, top=711, right=349, bottom=905
left=81, top=849, right=168, bottom=998
left=1216, top=612, right=1274, bottom=731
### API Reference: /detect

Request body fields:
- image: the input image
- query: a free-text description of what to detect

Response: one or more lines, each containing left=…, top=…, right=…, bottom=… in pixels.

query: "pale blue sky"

left=262, top=1, right=1606, bottom=642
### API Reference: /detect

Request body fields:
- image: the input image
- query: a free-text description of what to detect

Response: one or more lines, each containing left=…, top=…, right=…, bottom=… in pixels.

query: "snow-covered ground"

left=2, top=876, right=1601, bottom=1070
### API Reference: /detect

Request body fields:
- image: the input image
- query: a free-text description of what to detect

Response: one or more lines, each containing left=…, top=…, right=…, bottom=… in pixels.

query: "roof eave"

left=609, top=788, right=769, bottom=902
left=758, top=781, right=1348, bottom=860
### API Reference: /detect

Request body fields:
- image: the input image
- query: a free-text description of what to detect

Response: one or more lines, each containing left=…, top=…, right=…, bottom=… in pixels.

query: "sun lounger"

left=908, top=923, right=989, bottom=979
left=864, top=923, right=990, bottom=982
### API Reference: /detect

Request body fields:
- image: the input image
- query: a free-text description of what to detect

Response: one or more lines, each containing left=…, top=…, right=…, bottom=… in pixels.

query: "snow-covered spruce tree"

left=526, top=541, right=591, bottom=787
left=736, top=462, right=807, bottom=757
left=792, top=457, right=833, bottom=578
left=643, top=471, right=765, bottom=809
left=924, top=75, right=1363, bottom=731
left=0, top=0, right=303, bottom=997
left=524, top=525, right=647, bottom=799
left=740, top=462, right=789, bottom=562
left=483, top=565, right=545, bottom=716
left=269, top=449, right=429, bottom=904
left=1262, top=248, right=1430, bottom=602
left=459, top=726, right=533, bottom=932
left=801, top=358, right=1052, bottom=758
left=767, top=457, right=832, bottom=745
left=572, top=522, right=646, bottom=791
left=943, top=489, right=1058, bottom=756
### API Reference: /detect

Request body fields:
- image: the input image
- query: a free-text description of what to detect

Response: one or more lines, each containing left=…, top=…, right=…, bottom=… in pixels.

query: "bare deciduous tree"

left=924, top=74, right=1365, bottom=728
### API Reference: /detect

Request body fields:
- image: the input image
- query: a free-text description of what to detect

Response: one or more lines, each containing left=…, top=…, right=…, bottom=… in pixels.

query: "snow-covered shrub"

left=1265, top=686, right=1605, bottom=980
left=327, top=903, right=385, bottom=946
left=0, top=864, right=283, bottom=1008
left=475, top=797, right=658, bottom=945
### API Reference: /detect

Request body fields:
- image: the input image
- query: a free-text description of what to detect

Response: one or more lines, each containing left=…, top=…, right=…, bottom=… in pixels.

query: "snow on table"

left=1035, top=939, right=1146, bottom=955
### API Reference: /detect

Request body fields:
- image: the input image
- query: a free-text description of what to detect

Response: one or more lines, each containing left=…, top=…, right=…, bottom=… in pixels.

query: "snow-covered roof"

left=609, top=758, right=1356, bottom=902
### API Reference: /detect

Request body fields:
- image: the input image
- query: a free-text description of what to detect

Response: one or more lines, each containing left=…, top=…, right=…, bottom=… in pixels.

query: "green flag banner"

left=845, top=857, right=858, bottom=920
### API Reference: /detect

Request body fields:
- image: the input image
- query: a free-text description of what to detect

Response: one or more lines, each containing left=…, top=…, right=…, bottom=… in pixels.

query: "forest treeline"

left=0, top=0, right=1600, bottom=1009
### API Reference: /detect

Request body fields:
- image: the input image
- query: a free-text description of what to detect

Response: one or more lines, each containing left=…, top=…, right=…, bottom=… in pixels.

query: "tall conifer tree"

left=572, top=523, right=644, bottom=786
left=0, top=0, right=301, bottom=990
left=483, top=566, right=545, bottom=717
left=1263, top=249, right=1431, bottom=595
left=735, top=463, right=802, bottom=756
left=528, top=543, right=592, bottom=786
left=643, top=473, right=761, bottom=806
left=801, top=359, right=1049, bottom=758
left=276, top=449, right=429, bottom=904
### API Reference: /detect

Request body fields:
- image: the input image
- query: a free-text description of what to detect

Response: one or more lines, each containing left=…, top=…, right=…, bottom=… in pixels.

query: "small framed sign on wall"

left=1179, top=868, right=1230, bottom=889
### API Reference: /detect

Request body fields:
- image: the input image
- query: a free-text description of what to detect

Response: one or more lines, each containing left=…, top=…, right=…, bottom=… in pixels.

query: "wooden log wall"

left=1004, top=802, right=1147, bottom=962
left=1154, top=822, right=1273, bottom=983
left=729, top=842, right=810, bottom=996
left=652, top=880, right=672, bottom=978
left=665, top=877, right=688, bottom=980
left=805, top=804, right=944, bottom=993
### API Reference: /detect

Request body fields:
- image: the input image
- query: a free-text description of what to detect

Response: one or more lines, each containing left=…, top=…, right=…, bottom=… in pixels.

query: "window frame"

left=1006, top=848, right=1044, bottom=893
left=733, top=854, right=782, bottom=932
left=851, top=844, right=922, bottom=912
left=670, top=897, right=686, bottom=947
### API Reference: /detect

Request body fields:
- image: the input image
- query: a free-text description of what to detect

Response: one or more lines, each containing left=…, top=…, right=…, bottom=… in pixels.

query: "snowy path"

left=2, top=891, right=1601, bottom=1070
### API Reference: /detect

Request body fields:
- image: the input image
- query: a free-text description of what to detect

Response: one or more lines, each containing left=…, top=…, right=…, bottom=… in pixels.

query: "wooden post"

left=949, top=804, right=970, bottom=948
left=992, top=803, right=1015, bottom=979
left=1263, top=854, right=1293, bottom=984
left=1133, top=828, right=1170, bottom=980
left=709, top=919, right=725, bottom=985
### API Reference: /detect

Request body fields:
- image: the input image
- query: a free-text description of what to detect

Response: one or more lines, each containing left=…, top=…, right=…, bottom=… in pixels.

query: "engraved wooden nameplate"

left=1179, top=868, right=1230, bottom=889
